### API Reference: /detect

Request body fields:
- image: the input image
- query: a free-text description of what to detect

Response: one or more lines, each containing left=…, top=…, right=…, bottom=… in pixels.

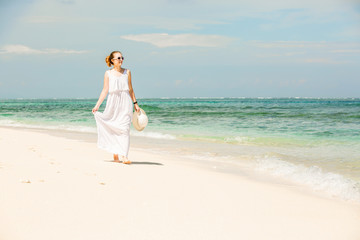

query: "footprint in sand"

left=28, top=147, right=36, bottom=152
left=85, top=172, right=97, bottom=177
left=19, top=179, right=31, bottom=183
left=49, top=161, right=61, bottom=166
left=28, top=146, right=52, bottom=160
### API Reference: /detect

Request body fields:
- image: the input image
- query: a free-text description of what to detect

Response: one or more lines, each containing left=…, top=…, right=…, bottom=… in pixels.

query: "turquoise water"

left=1, top=98, right=360, bottom=201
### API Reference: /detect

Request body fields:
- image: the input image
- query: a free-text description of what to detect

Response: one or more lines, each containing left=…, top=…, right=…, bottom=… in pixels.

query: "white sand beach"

left=0, top=126, right=359, bottom=240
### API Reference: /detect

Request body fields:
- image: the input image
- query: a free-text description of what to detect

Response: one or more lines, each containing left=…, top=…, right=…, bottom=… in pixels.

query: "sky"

left=0, top=0, right=359, bottom=98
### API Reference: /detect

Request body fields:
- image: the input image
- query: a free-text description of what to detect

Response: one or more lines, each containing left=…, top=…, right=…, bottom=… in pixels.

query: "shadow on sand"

left=130, top=161, right=163, bottom=165
left=104, top=160, right=163, bottom=166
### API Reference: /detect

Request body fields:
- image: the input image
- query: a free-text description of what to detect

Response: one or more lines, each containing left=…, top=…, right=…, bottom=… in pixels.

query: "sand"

left=0, top=127, right=359, bottom=240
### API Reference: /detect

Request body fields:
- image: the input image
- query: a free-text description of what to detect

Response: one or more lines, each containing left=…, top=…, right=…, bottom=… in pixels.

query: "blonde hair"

left=105, top=51, right=122, bottom=67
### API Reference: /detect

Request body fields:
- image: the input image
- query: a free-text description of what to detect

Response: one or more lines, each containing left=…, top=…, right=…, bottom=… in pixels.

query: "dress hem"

left=97, top=144, right=128, bottom=157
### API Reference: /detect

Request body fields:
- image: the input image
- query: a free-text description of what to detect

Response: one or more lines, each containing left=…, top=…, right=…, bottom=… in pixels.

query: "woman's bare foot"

left=113, top=154, right=121, bottom=163
left=122, top=156, right=131, bottom=164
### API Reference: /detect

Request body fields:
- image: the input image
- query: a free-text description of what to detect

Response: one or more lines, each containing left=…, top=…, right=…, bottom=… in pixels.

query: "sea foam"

left=130, top=131, right=176, bottom=140
left=255, top=156, right=360, bottom=202
left=0, top=120, right=97, bottom=133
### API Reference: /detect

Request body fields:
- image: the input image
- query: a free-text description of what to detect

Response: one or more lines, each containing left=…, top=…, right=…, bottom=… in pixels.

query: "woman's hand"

left=134, top=103, right=140, bottom=112
left=92, top=105, right=99, bottom=113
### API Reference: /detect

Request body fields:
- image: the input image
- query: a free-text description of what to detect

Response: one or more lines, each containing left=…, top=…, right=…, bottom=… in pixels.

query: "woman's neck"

left=113, top=66, right=122, bottom=72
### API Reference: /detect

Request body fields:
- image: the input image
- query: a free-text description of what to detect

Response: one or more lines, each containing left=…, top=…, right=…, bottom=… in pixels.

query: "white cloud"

left=24, top=16, right=61, bottom=23
left=250, top=41, right=328, bottom=48
left=330, top=49, right=360, bottom=53
left=57, top=0, right=75, bottom=4
left=135, top=17, right=226, bottom=31
left=120, top=33, right=234, bottom=48
left=22, top=15, right=227, bottom=30
left=257, top=8, right=350, bottom=32
left=249, top=41, right=360, bottom=50
left=255, top=52, right=306, bottom=58
left=0, top=45, right=88, bottom=54
left=245, top=41, right=359, bottom=64
left=304, top=58, right=346, bottom=64
left=174, top=79, right=195, bottom=87
left=190, top=0, right=355, bottom=12
left=284, top=52, right=306, bottom=56
left=339, top=26, right=360, bottom=38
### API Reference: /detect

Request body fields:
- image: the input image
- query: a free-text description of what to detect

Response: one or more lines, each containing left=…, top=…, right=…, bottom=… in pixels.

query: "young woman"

left=92, top=51, right=140, bottom=164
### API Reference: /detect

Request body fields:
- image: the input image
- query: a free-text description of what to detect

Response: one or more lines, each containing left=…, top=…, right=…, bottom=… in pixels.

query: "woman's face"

left=112, top=52, right=123, bottom=67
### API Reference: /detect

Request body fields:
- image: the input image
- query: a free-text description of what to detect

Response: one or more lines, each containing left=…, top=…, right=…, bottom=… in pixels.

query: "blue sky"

left=0, top=0, right=359, bottom=98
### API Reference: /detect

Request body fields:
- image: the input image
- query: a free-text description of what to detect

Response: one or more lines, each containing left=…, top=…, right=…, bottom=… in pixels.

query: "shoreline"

left=0, top=126, right=360, bottom=239
left=2, top=125, right=360, bottom=203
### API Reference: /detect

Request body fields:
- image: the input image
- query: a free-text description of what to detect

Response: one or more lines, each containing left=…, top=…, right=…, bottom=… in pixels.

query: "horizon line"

left=1, top=97, right=360, bottom=100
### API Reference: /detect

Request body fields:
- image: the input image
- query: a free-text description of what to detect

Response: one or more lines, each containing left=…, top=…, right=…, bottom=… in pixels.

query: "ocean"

left=1, top=97, right=360, bottom=202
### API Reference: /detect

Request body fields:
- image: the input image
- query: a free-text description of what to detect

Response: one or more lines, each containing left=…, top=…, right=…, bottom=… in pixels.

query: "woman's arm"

left=92, top=72, right=109, bottom=113
left=128, top=70, right=140, bottom=112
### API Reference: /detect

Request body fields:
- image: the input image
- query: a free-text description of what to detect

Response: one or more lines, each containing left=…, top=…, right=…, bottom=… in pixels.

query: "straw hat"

left=132, top=108, right=148, bottom=131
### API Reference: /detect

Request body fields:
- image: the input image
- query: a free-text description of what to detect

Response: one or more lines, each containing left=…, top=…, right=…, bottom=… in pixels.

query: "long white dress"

left=93, top=69, right=133, bottom=157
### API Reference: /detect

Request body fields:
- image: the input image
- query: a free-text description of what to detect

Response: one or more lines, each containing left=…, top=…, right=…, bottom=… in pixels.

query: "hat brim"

left=132, top=108, right=147, bottom=131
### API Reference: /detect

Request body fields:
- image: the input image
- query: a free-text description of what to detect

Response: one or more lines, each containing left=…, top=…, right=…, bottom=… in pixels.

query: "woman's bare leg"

left=113, top=154, right=121, bottom=163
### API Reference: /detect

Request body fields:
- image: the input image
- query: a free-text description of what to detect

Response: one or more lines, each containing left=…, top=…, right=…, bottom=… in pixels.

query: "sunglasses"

left=113, top=56, right=124, bottom=61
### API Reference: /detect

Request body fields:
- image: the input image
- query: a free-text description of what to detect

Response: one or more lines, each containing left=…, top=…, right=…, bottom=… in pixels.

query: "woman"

left=92, top=51, right=140, bottom=164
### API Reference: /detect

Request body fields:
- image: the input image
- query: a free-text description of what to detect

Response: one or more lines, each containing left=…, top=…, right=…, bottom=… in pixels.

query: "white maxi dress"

left=93, top=69, right=133, bottom=157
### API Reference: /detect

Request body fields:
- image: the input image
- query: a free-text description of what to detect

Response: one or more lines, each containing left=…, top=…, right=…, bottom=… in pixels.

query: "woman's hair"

left=105, top=51, right=122, bottom=67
